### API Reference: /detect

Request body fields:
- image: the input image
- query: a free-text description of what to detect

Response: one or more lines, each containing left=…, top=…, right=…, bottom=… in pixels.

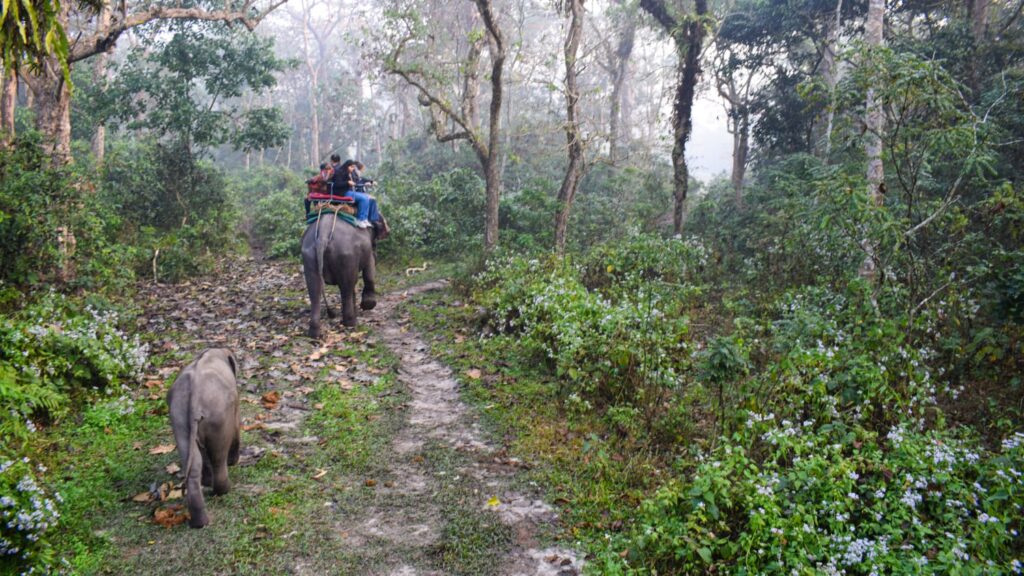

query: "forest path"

left=92, top=256, right=579, bottom=575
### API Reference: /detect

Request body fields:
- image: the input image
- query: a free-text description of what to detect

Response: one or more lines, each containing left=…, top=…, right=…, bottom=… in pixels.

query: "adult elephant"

left=301, top=212, right=377, bottom=339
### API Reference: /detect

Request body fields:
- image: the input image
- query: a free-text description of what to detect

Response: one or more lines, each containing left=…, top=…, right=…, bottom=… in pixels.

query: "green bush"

left=474, top=235, right=710, bottom=439
left=0, top=135, right=137, bottom=294
left=375, top=168, right=486, bottom=261
left=101, top=139, right=242, bottom=280
left=252, top=188, right=306, bottom=259
left=601, top=421, right=1024, bottom=575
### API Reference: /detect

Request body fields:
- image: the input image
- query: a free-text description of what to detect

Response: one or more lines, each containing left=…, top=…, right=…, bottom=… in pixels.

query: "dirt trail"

left=116, top=256, right=580, bottom=575
left=362, top=282, right=583, bottom=575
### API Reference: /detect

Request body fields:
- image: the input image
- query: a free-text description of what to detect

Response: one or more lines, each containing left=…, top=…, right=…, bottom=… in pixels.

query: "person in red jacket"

left=305, top=162, right=334, bottom=214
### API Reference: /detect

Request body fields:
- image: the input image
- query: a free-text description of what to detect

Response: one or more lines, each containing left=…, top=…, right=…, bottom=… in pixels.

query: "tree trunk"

left=816, top=0, right=842, bottom=158
left=967, top=0, right=990, bottom=97
left=641, top=0, right=707, bottom=235
left=608, top=2, right=636, bottom=164
left=554, top=0, right=585, bottom=253
left=91, top=3, right=112, bottom=162
left=864, top=0, right=885, bottom=205
left=301, top=2, right=321, bottom=166
left=731, top=105, right=749, bottom=203
left=860, top=0, right=885, bottom=281
left=670, top=2, right=705, bottom=235
left=477, top=0, right=506, bottom=253
left=1, top=67, right=16, bottom=147
left=26, top=57, right=73, bottom=164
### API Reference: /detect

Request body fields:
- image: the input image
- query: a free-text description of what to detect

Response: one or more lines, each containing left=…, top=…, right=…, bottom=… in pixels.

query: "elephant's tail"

left=184, top=387, right=203, bottom=494
left=315, top=212, right=331, bottom=312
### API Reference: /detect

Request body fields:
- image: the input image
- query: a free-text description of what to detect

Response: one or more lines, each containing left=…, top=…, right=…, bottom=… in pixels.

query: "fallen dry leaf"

left=364, top=479, right=377, bottom=487
left=486, top=496, right=501, bottom=508
left=165, top=462, right=181, bottom=475
left=465, top=369, right=482, bottom=380
left=167, top=488, right=183, bottom=501
left=242, top=422, right=265, bottom=432
left=261, top=391, right=281, bottom=409
left=132, top=491, right=152, bottom=503
left=156, top=482, right=173, bottom=501
left=312, top=469, right=327, bottom=480
left=308, top=346, right=328, bottom=361
left=338, top=378, right=354, bottom=390
left=153, top=504, right=189, bottom=528
left=149, top=444, right=175, bottom=455
left=133, top=441, right=144, bottom=450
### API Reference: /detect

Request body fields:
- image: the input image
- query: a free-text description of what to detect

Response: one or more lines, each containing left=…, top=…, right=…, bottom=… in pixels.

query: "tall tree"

left=554, top=0, right=586, bottom=253
left=859, top=0, right=885, bottom=281
left=19, top=0, right=285, bottom=163
left=109, top=24, right=289, bottom=158
left=291, top=0, right=340, bottom=167
left=817, top=0, right=843, bottom=158
left=384, top=0, right=507, bottom=252
left=601, top=0, right=638, bottom=164
left=640, top=0, right=709, bottom=234
left=89, top=2, right=112, bottom=161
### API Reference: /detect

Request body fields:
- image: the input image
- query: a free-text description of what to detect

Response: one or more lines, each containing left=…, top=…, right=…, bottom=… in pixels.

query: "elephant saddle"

left=306, top=202, right=358, bottom=226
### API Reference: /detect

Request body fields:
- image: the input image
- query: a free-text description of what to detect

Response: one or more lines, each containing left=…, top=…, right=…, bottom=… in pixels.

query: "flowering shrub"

left=0, top=294, right=148, bottom=446
left=0, top=457, right=62, bottom=574
left=578, top=233, right=710, bottom=294
left=600, top=419, right=1024, bottom=575
left=753, top=285, right=939, bottom=432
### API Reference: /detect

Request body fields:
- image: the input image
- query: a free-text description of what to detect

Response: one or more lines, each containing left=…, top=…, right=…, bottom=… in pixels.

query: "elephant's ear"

left=227, top=349, right=238, bottom=377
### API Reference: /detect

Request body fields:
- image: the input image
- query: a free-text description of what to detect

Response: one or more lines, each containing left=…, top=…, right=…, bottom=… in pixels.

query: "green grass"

left=419, top=443, right=514, bottom=575
left=38, top=322, right=406, bottom=574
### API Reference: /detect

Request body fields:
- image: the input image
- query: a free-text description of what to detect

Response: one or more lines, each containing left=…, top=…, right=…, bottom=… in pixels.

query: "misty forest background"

left=1, top=0, right=1024, bottom=572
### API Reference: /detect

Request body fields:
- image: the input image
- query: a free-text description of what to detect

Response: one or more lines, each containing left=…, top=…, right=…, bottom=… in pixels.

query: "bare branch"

left=69, top=0, right=287, bottom=63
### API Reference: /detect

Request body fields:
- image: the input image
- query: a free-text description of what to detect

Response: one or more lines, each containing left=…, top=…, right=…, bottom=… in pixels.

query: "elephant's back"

left=303, top=214, right=372, bottom=260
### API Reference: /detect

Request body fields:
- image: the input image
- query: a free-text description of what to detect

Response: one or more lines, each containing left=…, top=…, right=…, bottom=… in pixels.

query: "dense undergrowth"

left=419, top=222, right=1024, bottom=574
left=424, top=65, right=1024, bottom=572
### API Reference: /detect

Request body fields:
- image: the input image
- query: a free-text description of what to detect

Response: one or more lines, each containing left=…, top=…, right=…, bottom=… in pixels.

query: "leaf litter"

left=126, top=256, right=579, bottom=574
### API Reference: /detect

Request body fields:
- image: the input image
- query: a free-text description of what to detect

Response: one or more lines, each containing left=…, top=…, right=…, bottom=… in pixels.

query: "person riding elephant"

left=354, top=161, right=389, bottom=241
left=329, top=158, right=372, bottom=229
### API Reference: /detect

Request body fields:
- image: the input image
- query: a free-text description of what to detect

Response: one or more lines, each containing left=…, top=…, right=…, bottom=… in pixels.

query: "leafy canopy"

left=107, top=21, right=291, bottom=154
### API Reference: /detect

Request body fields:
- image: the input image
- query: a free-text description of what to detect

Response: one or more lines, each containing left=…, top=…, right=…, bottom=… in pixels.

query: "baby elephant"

left=167, top=348, right=241, bottom=528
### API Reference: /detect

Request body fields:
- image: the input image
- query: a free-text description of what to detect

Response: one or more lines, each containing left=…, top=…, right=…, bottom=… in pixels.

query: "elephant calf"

left=167, top=348, right=241, bottom=528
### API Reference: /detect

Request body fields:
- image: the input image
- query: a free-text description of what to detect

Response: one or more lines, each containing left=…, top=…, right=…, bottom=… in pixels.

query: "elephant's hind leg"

left=205, top=429, right=232, bottom=496
left=228, top=430, right=240, bottom=466
left=185, top=438, right=209, bottom=528
left=303, top=261, right=324, bottom=340
left=360, top=255, right=378, bottom=311
left=339, top=269, right=359, bottom=327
